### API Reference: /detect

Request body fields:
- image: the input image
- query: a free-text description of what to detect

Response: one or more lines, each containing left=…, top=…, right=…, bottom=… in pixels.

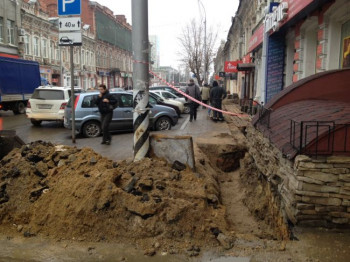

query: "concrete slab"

left=150, top=134, right=195, bottom=170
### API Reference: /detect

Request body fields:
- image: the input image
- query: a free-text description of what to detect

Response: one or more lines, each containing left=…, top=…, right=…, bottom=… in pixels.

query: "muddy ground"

left=0, top=103, right=349, bottom=261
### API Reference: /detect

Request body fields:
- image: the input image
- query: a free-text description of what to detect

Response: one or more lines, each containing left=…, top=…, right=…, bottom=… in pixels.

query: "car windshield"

left=150, top=92, right=164, bottom=102
left=32, top=90, right=64, bottom=100
left=163, top=92, right=177, bottom=99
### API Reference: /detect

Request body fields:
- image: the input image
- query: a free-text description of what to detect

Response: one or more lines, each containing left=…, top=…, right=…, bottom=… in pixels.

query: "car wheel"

left=183, top=105, right=190, bottom=114
left=155, top=116, right=172, bottom=131
left=82, top=121, right=101, bottom=138
left=30, top=119, right=42, bottom=126
left=13, top=102, right=26, bottom=115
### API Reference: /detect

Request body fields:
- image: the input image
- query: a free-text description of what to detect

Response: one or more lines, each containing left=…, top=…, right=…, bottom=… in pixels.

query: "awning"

left=237, top=63, right=255, bottom=71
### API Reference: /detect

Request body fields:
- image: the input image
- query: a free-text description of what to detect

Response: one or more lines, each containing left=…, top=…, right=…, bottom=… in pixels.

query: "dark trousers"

left=101, top=112, right=113, bottom=142
left=189, top=103, right=198, bottom=121
left=212, top=100, right=224, bottom=119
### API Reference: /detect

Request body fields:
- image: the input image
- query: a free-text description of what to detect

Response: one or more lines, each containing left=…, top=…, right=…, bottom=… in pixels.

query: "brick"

left=330, top=212, right=350, bottom=218
left=341, top=200, right=350, bottom=207
left=301, top=183, right=340, bottom=194
left=327, top=156, right=350, bottom=164
left=299, top=162, right=333, bottom=169
left=315, top=205, right=346, bottom=212
left=298, top=220, right=327, bottom=227
left=321, top=168, right=349, bottom=175
left=301, top=196, right=342, bottom=206
left=339, top=174, right=350, bottom=182
left=297, top=176, right=324, bottom=185
left=296, top=203, right=315, bottom=210
left=302, top=171, right=338, bottom=183
left=295, top=190, right=329, bottom=197
left=332, top=218, right=348, bottom=224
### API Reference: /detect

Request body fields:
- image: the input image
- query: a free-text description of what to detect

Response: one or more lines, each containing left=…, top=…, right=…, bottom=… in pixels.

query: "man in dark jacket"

left=210, top=81, right=227, bottom=122
left=185, top=79, right=201, bottom=122
left=96, top=84, right=117, bottom=145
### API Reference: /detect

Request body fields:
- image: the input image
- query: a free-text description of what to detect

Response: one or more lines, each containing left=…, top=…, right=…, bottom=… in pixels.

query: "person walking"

left=201, top=83, right=210, bottom=109
left=210, top=81, right=227, bottom=122
left=96, top=84, right=117, bottom=145
left=185, top=78, right=201, bottom=122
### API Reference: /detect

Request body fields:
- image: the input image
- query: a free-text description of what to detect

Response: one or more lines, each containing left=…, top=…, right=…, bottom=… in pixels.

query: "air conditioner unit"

left=18, top=28, right=25, bottom=36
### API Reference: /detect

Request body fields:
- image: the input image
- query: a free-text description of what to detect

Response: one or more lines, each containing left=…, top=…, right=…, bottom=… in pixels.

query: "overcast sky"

left=95, top=0, right=239, bottom=68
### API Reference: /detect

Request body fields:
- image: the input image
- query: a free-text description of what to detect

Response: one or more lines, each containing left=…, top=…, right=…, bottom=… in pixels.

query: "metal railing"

left=290, top=120, right=350, bottom=157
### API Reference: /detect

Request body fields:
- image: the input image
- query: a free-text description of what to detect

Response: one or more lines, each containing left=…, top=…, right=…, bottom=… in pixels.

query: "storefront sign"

left=242, top=54, right=252, bottom=64
left=224, top=60, right=242, bottom=73
left=248, top=25, right=264, bottom=53
left=265, top=0, right=314, bottom=33
left=265, top=2, right=289, bottom=33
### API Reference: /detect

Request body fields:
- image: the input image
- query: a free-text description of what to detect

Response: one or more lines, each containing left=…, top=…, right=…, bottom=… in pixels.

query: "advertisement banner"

left=224, top=60, right=241, bottom=73
left=248, top=25, right=264, bottom=53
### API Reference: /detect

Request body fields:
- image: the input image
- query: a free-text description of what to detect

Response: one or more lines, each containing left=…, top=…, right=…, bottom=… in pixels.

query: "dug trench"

left=0, top=126, right=295, bottom=261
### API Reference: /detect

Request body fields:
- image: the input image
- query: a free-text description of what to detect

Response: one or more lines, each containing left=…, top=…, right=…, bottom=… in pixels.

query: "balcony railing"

left=290, top=120, right=350, bottom=157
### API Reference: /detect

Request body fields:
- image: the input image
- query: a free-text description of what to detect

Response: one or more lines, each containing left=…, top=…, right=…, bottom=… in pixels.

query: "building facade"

left=0, top=0, right=22, bottom=58
left=215, top=0, right=350, bottom=105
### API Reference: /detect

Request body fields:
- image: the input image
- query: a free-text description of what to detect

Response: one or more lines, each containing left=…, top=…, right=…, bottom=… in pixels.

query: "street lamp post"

left=198, top=0, right=207, bottom=85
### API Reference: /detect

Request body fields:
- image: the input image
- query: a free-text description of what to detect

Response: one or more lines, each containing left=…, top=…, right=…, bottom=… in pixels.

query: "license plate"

left=37, top=104, right=52, bottom=109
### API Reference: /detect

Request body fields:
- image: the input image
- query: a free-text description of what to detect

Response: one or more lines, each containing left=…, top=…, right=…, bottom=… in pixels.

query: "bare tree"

left=178, top=19, right=217, bottom=85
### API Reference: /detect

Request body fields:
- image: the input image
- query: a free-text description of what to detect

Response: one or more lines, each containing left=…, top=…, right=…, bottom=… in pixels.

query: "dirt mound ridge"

left=0, top=141, right=231, bottom=252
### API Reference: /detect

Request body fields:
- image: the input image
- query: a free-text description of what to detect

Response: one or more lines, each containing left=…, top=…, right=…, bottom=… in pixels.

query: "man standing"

left=185, top=79, right=201, bottom=122
left=210, top=81, right=227, bottom=122
left=96, top=84, right=117, bottom=145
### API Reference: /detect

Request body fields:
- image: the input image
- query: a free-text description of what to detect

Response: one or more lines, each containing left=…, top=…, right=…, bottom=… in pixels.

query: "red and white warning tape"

left=133, top=59, right=248, bottom=117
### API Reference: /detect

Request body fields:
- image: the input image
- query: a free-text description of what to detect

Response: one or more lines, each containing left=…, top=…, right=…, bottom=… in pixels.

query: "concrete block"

left=150, top=134, right=195, bottom=170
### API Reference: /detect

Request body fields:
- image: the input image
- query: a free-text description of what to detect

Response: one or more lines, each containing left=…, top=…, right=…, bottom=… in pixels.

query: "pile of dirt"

left=0, top=141, right=233, bottom=254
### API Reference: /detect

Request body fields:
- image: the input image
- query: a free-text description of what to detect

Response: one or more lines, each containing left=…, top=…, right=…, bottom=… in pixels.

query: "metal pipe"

left=132, top=0, right=150, bottom=161
left=70, top=45, right=76, bottom=143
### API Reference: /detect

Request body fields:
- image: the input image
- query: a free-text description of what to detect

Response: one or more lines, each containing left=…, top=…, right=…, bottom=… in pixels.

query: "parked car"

left=149, top=92, right=184, bottom=115
left=64, top=91, right=178, bottom=138
left=26, top=86, right=82, bottom=126
left=151, top=90, right=190, bottom=114
left=149, top=85, right=185, bottom=98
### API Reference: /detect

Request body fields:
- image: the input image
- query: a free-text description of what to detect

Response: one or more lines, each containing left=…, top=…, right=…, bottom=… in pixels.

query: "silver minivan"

left=64, top=91, right=178, bottom=138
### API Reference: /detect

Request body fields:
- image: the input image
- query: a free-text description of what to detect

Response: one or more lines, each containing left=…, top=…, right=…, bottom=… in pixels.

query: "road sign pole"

left=132, top=0, right=150, bottom=161
left=70, top=45, right=76, bottom=143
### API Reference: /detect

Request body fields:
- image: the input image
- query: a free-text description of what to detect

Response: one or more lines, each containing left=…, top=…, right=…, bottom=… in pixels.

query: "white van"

left=26, top=86, right=82, bottom=126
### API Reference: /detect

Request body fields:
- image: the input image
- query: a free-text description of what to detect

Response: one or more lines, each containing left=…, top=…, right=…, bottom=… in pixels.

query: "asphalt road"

left=0, top=110, right=190, bottom=161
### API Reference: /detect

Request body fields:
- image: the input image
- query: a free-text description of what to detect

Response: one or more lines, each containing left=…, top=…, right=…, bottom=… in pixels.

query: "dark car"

left=64, top=91, right=178, bottom=138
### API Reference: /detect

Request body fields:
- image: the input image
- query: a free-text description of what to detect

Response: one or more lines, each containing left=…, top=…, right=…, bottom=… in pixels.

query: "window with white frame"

left=56, top=47, right=60, bottom=61
left=33, top=36, right=39, bottom=57
left=81, top=50, right=85, bottom=65
left=7, top=20, right=15, bottom=45
left=50, top=41, right=55, bottom=60
left=24, top=35, right=30, bottom=55
left=42, top=39, right=48, bottom=58
left=74, top=75, right=79, bottom=86
left=86, top=51, right=89, bottom=65
left=0, top=17, right=3, bottom=43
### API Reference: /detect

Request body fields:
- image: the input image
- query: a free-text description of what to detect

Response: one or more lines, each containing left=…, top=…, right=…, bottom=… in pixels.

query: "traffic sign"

left=59, top=32, right=82, bottom=46
left=59, top=17, right=81, bottom=31
left=58, top=0, right=81, bottom=16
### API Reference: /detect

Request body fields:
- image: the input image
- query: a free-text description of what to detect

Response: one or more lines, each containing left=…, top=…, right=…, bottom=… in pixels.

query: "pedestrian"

left=210, top=81, right=227, bottom=122
left=201, top=83, right=210, bottom=109
left=96, top=84, right=117, bottom=145
left=185, top=78, right=201, bottom=122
